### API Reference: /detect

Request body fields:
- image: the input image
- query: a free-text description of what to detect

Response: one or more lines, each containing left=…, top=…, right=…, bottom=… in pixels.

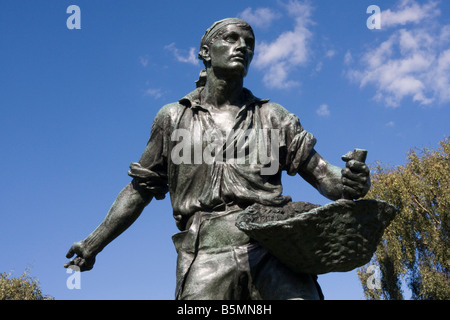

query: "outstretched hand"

left=64, top=241, right=96, bottom=272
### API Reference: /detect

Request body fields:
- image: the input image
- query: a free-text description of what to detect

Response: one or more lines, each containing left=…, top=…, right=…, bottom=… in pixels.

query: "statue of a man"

left=65, top=18, right=370, bottom=300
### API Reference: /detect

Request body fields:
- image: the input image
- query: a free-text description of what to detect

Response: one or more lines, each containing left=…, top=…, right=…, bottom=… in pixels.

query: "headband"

left=196, top=18, right=254, bottom=87
left=199, top=18, right=253, bottom=49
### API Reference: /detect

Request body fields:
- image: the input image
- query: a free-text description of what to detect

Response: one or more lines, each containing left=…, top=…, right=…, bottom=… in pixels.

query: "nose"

left=236, top=39, right=254, bottom=64
left=236, top=37, right=251, bottom=52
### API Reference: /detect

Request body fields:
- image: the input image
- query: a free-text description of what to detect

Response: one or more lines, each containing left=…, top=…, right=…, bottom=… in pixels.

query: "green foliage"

left=0, top=268, right=54, bottom=300
left=358, top=138, right=450, bottom=300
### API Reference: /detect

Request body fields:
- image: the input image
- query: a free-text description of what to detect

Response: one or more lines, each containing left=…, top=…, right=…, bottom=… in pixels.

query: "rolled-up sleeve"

left=128, top=162, right=168, bottom=200
left=128, top=108, right=172, bottom=200
left=282, top=113, right=317, bottom=176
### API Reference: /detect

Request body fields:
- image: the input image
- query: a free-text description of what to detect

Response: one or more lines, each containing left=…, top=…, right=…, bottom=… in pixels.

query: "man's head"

left=198, top=18, right=255, bottom=79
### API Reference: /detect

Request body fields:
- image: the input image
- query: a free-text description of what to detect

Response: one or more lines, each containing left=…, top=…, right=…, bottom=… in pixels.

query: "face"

left=203, top=24, right=255, bottom=77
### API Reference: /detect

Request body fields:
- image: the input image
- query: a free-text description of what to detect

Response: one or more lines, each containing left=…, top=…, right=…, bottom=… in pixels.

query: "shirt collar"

left=178, top=87, right=269, bottom=112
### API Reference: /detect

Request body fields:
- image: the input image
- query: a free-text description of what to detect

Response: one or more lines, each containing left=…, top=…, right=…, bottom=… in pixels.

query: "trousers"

left=172, top=206, right=323, bottom=300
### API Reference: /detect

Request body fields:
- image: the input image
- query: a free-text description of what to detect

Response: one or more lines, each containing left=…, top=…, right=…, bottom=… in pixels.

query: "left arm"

left=298, top=149, right=370, bottom=201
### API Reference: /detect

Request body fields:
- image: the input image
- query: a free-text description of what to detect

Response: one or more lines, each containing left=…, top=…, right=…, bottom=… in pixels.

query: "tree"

left=0, top=268, right=54, bottom=300
left=357, top=137, right=449, bottom=300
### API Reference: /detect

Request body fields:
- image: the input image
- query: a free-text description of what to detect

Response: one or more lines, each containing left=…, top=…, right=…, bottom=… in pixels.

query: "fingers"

left=64, top=260, right=81, bottom=272
left=343, top=160, right=369, bottom=180
left=342, top=179, right=367, bottom=198
left=64, top=255, right=82, bottom=268
left=66, top=247, right=75, bottom=259
left=342, top=185, right=364, bottom=199
left=345, top=160, right=369, bottom=174
left=341, top=160, right=371, bottom=199
left=64, top=241, right=94, bottom=271
left=342, top=176, right=364, bottom=190
left=66, top=241, right=84, bottom=259
left=342, top=168, right=368, bottom=184
left=64, top=256, right=94, bottom=272
left=64, top=242, right=96, bottom=271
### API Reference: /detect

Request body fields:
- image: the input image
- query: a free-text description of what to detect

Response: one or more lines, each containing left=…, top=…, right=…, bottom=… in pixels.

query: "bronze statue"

left=65, top=18, right=385, bottom=300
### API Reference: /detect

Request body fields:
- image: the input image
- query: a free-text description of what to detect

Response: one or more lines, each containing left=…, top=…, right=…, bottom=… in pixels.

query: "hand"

left=341, top=159, right=371, bottom=199
left=64, top=241, right=96, bottom=272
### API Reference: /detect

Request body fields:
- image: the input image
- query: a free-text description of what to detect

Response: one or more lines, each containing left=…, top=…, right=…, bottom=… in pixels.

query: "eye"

left=246, top=38, right=255, bottom=50
left=223, top=32, right=239, bottom=43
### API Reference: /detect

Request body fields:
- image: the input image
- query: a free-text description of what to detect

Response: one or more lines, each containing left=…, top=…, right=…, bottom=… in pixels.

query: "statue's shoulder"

left=146, top=103, right=183, bottom=133
left=156, top=101, right=184, bottom=117
left=244, top=88, right=289, bottom=116
left=153, top=100, right=187, bottom=124
left=259, top=100, right=296, bottom=119
left=259, top=100, right=286, bottom=111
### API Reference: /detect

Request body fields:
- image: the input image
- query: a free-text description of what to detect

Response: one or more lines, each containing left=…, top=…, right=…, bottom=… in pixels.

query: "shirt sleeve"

left=127, top=106, right=174, bottom=200
left=282, top=113, right=317, bottom=176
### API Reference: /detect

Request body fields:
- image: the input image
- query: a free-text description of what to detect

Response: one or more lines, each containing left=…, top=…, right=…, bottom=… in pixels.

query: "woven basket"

left=236, top=199, right=397, bottom=274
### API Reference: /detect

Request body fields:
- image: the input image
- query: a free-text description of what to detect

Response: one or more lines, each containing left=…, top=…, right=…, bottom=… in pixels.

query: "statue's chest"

left=209, top=108, right=239, bottom=134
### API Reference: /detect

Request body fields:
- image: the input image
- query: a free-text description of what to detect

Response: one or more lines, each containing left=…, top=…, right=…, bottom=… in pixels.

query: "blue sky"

left=1, top=0, right=449, bottom=300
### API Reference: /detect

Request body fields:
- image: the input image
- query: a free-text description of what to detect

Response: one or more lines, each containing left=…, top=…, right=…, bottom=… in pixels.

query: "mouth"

left=230, top=55, right=247, bottom=63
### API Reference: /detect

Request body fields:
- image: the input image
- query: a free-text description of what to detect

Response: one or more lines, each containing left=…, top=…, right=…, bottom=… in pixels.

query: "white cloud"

left=239, top=7, right=280, bottom=29
left=251, top=0, right=314, bottom=89
left=435, top=49, right=450, bottom=102
left=347, top=0, right=450, bottom=107
left=255, top=27, right=311, bottom=68
left=381, top=0, right=440, bottom=28
left=165, top=43, right=199, bottom=66
left=385, top=121, right=395, bottom=127
left=144, top=88, right=163, bottom=99
left=325, top=50, right=336, bottom=59
left=316, top=104, right=330, bottom=117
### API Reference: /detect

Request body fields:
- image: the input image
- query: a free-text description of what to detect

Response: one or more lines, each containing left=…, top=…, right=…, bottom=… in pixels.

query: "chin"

left=228, top=64, right=249, bottom=78
left=213, top=63, right=249, bottom=79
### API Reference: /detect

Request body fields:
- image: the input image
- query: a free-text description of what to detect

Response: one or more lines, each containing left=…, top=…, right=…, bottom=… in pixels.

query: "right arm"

left=65, top=103, right=177, bottom=271
left=64, top=182, right=153, bottom=271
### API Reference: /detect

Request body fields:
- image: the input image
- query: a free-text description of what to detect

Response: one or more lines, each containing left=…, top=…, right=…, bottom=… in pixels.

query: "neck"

left=203, top=68, right=245, bottom=109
